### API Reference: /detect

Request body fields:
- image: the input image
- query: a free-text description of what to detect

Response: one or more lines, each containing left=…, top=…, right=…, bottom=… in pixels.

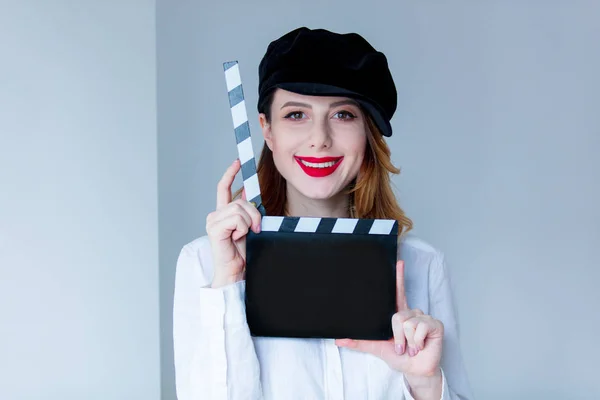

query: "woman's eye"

left=334, top=110, right=357, bottom=120
left=284, top=111, right=305, bottom=120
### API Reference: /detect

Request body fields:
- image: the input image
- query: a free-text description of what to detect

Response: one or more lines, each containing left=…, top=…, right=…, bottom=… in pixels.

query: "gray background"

left=1, top=1, right=159, bottom=400
left=1, top=1, right=599, bottom=399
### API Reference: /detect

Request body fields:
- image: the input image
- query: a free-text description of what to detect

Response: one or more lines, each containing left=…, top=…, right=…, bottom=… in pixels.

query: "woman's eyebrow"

left=280, top=100, right=359, bottom=109
left=329, top=99, right=359, bottom=108
left=280, top=101, right=311, bottom=109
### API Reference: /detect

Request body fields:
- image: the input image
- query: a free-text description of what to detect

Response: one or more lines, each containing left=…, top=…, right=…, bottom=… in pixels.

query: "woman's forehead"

left=272, top=88, right=358, bottom=107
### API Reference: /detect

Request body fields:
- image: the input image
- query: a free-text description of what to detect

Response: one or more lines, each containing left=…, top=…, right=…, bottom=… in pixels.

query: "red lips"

left=294, top=156, right=344, bottom=178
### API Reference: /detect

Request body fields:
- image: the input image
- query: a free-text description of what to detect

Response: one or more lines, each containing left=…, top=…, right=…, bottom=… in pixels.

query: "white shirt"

left=173, top=234, right=474, bottom=400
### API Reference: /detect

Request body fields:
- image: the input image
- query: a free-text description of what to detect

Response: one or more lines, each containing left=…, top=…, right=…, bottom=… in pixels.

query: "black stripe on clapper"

left=234, top=122, right=251, bottom=144
left=228, top=84, right=244, bottom=108
left=240, top=159, right=256, bottom=182
left=279, top=217, right=300, bottom=233
left=353, top=219, right=374, bottom=234
left=248, top=194, right=262, bottom=209
left=223, top=61, right=237, bottom=70
left=315, top=217, right=337, bottom=234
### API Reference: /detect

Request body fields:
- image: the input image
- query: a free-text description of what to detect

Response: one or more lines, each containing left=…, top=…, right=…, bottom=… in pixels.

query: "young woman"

left=173, top=27, right=473, bottom=400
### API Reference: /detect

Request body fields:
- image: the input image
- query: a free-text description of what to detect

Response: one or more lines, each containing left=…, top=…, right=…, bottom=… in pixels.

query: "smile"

left=295, top=156, right=343, bottom=178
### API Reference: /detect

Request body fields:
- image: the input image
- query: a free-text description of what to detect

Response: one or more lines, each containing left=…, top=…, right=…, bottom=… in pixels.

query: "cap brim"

left=272, top=82, right=393, bottom=137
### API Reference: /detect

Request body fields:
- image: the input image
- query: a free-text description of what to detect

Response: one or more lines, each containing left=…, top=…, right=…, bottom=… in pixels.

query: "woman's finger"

left=216, top=159, right=241, bottom=210
left=392, top=310, right=410, bottom=355
left=414, top=317, right=434, bottom=351
left=227, top=214, right=250, bottom=242
left=212, top=202, right=253, bottom=229
left=396, top=260, right=409, bottom=311
left=403, top=317, right=420, bottom=357
left=208, top=209, right=252, bottom=241
left=232, top=199, right=262, bottom=233
left=334, top=338, right=382, bottom=359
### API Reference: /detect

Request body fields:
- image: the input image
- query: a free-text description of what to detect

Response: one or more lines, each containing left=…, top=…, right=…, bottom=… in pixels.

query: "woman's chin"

left=286, top=172, right=353, bottom=201
left=296, top=185, right=342, bottom=201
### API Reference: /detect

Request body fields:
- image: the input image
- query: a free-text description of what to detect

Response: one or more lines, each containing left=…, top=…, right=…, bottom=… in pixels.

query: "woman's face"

left=260, top=89, right=368, bottom=200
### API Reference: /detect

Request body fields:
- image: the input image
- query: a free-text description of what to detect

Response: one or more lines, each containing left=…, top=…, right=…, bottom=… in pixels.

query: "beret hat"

left=257, top=27, right=397, bottom=137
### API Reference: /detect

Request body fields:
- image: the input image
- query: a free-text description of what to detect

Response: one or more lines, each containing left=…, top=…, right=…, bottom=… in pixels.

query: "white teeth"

left=300, top=160, right=339, bottom=168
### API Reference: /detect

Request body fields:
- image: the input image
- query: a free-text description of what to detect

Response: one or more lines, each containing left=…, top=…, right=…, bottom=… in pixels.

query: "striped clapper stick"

left=223, top=61, right=265, bottom=215
left=223, top=61, right=398, bottom=341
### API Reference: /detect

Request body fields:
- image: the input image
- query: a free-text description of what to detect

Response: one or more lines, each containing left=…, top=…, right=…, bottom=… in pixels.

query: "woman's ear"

left=259, top=113, right=273, bottom=151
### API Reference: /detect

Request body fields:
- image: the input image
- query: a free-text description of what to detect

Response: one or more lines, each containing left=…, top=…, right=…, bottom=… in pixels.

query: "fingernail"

left=395, top=344, right=404, bottom=355
left=408, top=347, right=418, bottom=357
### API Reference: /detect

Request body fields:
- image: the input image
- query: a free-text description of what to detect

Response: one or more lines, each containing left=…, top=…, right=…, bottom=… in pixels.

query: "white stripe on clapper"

left=237, top=137, right=254, bottom=165
left=294, top=217, right=322, bottom=233
left=244, top=174, right=260, bottom=204
left=261, top=216, right=284, bottom=232
left=225, top=63, right=241, bottom=92
left=369, top=219, right=396, bottom=235
left=231, top=100, right=248, bottom=129
left=331, top=218, right=359, bottom=234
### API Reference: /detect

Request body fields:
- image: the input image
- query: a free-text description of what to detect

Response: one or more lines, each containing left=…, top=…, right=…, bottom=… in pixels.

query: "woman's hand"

left=206, top=159, right=262, bottom=288
left=335, top=260, right=444, bottom=395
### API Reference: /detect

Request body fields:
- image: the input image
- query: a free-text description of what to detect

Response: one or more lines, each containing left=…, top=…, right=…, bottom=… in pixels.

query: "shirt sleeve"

left=427, top=251, right=474, bottom=400
left=173, top=241, right=263, bottom=400
left=401, top=368, right=450, bottom=400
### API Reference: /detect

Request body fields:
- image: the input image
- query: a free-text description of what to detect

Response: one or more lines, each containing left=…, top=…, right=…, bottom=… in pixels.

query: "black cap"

left=257, top=27, right=397, bottom=137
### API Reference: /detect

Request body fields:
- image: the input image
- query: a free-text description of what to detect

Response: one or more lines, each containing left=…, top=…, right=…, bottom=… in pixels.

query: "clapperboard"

left=224, top=61, right=398, bottom=340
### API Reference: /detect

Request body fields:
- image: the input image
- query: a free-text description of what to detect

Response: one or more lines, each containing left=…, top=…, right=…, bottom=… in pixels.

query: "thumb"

left=335, top=339, right=389, bottom=357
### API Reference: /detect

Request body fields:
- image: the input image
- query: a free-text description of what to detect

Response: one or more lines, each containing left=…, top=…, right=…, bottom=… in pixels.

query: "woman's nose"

left=308, top=120, right=332, bottom=149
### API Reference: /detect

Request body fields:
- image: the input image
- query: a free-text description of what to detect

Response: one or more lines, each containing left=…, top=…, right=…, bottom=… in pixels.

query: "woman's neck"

left=285, top=185, right=351, bottom=218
